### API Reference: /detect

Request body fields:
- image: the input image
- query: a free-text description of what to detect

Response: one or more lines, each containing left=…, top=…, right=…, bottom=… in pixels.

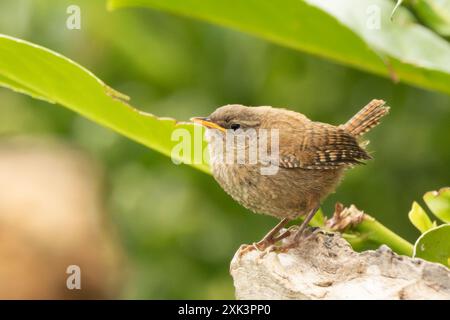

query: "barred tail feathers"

left=343, top=99, right=390, bottom=137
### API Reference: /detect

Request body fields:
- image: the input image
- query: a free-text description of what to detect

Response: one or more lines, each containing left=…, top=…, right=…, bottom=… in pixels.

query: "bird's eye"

left=230, top=123, right=241, bottom=130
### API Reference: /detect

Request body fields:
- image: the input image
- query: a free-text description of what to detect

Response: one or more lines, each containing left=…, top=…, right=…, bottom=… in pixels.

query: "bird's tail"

left=342, top=99, right=390, bottom=137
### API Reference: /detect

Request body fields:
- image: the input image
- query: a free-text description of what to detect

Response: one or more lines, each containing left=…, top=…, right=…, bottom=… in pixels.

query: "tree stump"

left=230, top=230, right=450, bottom=299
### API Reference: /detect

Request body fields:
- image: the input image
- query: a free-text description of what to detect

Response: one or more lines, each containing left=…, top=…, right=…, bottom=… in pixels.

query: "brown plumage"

left=192, top=99, right=389, bottom=250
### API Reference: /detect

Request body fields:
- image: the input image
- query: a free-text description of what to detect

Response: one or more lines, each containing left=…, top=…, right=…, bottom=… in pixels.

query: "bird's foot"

left=237, top=244, right=256, bottom=257
left=269, top=227, right=322, bottom=253
left=238, top=239, right=273, bottom=257
left=301, top=226, right=322, bottom=240
left=238, top=226, right=322, bottom=257
left=269, top=242, right=296, bottom=253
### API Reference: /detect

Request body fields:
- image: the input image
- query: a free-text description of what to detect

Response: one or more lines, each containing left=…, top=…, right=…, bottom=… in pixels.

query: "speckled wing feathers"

left=277, top=99, right=389, bottom=170
left=279, top=123, right=370, bottom=170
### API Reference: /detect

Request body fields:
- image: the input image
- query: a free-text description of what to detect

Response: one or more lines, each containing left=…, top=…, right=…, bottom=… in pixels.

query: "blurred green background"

left=0, top=0, right=449, bottom=299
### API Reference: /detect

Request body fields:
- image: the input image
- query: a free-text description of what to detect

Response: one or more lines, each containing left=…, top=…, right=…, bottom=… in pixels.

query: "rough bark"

left=230, top=230, right=450, bottom=300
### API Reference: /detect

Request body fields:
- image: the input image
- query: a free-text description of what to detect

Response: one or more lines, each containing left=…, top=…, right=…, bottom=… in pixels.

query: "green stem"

left=345, top=216, right=414, bottom=256
left=291, top=208, right=413, bottom=256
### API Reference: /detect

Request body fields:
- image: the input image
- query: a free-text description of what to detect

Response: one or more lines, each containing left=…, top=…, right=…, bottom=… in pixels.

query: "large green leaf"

left=413, top=224, right=450, bottom=267
left=108, top=0, right=450, bottom=96
left=0, top=34, right=210, bottom=173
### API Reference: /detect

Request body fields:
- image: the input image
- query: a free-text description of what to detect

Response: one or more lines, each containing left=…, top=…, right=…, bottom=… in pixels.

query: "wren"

left=192, top=99, right=389, bottom=250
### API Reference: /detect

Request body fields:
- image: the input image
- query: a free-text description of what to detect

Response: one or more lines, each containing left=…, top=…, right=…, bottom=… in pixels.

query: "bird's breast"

left=206, top=130, right=344, bottom=219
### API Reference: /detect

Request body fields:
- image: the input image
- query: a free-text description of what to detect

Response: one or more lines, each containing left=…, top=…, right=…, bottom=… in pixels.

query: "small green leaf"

left=408, top=201, right=434, bottom=233
left=413, top=224, right=450, bottom=267
left=424, top=187, right=450, bottom=223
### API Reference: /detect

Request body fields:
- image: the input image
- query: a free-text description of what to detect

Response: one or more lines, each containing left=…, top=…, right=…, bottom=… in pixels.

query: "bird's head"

left=191, top=105, right=284, bottom=173
left=191, top=104, right=271, bottom=133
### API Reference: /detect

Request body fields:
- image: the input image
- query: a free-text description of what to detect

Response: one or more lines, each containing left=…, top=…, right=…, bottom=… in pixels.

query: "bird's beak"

left=190, top=117, right=226, bottom=132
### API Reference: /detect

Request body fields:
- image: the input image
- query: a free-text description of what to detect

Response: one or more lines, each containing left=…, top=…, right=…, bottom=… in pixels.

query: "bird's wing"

left=277, top=122, right=371, bottom=170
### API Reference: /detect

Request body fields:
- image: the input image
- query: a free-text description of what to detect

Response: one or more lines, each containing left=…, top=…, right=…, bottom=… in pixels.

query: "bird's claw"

left=238, top=239, right=273, bottom=257
left=238, top=227, right=322, bottom=257
left=237, top=244, right=256, bottom=257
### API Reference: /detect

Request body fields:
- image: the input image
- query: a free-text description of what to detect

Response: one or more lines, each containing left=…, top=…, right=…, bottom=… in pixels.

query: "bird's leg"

left=255, top=217, right=290, bottom=250
left=270, top=206, right=321, bottom=252
left=293, top=205, right=320, bottom=242
left=238, top=218, right=290, bottom=256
